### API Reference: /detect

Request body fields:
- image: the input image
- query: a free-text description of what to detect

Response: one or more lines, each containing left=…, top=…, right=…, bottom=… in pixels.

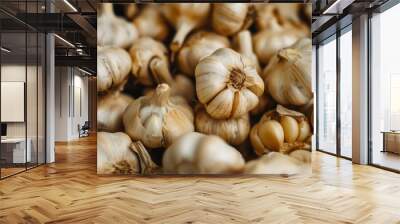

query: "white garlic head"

left=123, top=84, right=194, bottom=149
left=163, top=132, right=245, bottom=174
left=129, top=37, right=173, bottom=86
left=195, top=48, right=264, bottom=119
left=98, top=3, right=138, bottom=48
left=178, top=31, right=230, bottom=77
left=134, top=5, right=169, bottom=41
left=97, top=132, right=158, bottom=175
left=263, top=38, right=312, bottom=106
left=97, top=93, right=134, bottom=132
left=97, top=46, right=131, bottom=92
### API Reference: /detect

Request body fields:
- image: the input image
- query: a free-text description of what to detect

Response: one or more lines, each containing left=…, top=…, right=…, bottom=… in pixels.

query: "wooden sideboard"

left=382, top=131, right=400, bottom=154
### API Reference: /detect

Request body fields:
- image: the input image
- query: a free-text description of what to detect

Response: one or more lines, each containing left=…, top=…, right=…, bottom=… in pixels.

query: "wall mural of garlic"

left=97, top=3, right=312, bottom=176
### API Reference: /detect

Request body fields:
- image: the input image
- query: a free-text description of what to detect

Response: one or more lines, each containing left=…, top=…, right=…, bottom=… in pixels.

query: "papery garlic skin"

left=244, top=152, right=308, bottom=175
left=250, top=105, right=311, bottom=156
left=163, top=132, right=245, bottom=174
left=161, top=3, right=211, bottom=53
left=234, top=30, right=261, bottom=74
left=129, top=37, right=173, bottom=86
left=263, top=38, right=312, bottom=106
left=97, top=47, right=131, bottom=92
left=178, top=31, right=230, bottom=77
left=97, top=132, right=139, bottom=174
left=144, top=74, right=195, bottom=104
left=195, top=48, right=264, bottom=119
left=195, top=105, right=250, bottom=145
left=98, top=3, right=138, bottom=48
left=97, top=93, right=133, bottom=132
left=123, top=84, right=194, bottom=149
left=212, top=3, right=248, bottom=36
left=134, top=5, right=169, bottom=41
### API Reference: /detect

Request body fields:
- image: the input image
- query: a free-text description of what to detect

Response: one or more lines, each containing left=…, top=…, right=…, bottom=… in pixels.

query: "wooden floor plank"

left=0, top=135, right=399, bottom=223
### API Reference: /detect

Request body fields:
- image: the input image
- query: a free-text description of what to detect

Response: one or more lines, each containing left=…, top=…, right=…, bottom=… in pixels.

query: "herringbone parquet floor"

left=1, top=135, right=400, bottom=224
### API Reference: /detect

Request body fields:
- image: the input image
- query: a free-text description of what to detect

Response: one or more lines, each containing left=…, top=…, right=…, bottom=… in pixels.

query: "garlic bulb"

left=244, top=152, right=308, bottom=175
left=233, top=30, right=261, bottom=74
left=195, top=48, right=264, bottom=119
left=144, top=74, right=195, bottom=104
left=97, top=46, right=131, bottom=92
left=123, top=84, right=194, bottom=149
left=161, top=3, right=211, bottom=53
left=253, top=20, right=307, bottom=65
left=98, top=3, right=138, bottom=48
left=195, top=105, right=250, bottom=145
left=134, top=5, right=169, bottom=41
left=129, top=37, right=173, bottom=86
left=250, top=105, right=311, bottom=156
left=254, top=4, right=303, bottom=30
left=163, top=132, right=245, bottom=174
left=97, top=132, right=157, bottom=174
left=178, top=31, right=230, bottom=77
left=212, top=3, right=249, bottom=36
left=263, top=38, right=312, bottom=106
left=98, top=92, right=134, bottom=132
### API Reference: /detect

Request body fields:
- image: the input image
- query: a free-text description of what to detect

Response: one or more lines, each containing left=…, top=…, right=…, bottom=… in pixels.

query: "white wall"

left=54, top=67, right=89, bottom=141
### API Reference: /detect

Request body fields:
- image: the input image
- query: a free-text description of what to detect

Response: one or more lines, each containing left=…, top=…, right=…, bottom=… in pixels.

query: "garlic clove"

left=212, top=3, right=249, bottom=36
left=231, top=88, right=259, bottom=118
left=205, top=88, right=234, bottom=119
left=195, top=105, right=250, bottom=145
left=280, top=116, right=299, bottom=143
left=296, top=119, right=311, bottom=142
left=163, top=106, right=195, bottom=147
left=258, top=120, right=284, bottom=151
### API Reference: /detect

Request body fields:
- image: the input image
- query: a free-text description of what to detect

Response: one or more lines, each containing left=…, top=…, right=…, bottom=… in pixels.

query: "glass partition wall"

left=0, top=2, right=46, bottom=179
left=316, top=26, right=353, bottom=159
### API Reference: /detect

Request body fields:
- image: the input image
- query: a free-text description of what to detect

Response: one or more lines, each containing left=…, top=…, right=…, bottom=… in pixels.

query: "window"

left=317, top=36, right=337, bottom=154
left=370, top=3, right=400, bottom=171
left=339, top=28, right=352, bottom=158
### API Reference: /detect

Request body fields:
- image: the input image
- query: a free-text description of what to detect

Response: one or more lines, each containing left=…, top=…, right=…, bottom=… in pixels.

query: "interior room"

left=0, top=0, right=400, bottom=223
